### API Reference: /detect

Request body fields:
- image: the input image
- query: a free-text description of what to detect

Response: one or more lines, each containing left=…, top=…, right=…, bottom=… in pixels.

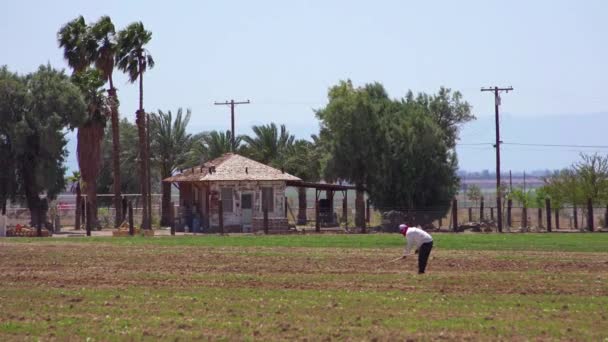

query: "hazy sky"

left=2, top=0, right=607, bottom=172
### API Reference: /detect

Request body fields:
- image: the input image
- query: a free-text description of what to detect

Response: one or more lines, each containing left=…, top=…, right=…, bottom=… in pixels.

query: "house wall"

left=207, top=181, right=287, bottom=232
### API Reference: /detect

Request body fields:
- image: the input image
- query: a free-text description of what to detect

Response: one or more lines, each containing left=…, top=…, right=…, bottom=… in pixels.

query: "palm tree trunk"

left=161, top=170, right=172, bottom=226
left=137, top=62, right=149, bottom=229
left=75, top=182, right=82, bottom=230
left=77, top=123, right=104, bottom=229
left=146, top=113, right=153, bottom=228
left=297, top=187, right=307, bottom=225
left=108, top=76, right=122, bottom=227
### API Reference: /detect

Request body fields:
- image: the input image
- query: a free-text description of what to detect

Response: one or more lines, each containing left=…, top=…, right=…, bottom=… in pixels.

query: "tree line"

left=1, top=15, right=476, bottom=230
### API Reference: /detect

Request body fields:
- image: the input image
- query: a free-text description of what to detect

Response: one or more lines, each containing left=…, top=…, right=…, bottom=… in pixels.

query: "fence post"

left=219, top=200, right=224, bottom=234
left=507, top=199, right=512, bottom=228
left=555, top=208, right=560, bottom=230
left=315, top=200, right=320, bottom=233
left=546, top=198, right=552, bottom=232
left=537, top=208, right=543, bottom=228
left=480, top=197, right=484, bottom=220
left=452, top=199, right=458, bottom=232
left=128, top=201, right=134, bottom=236
left=468, top=207, right=472, bottom=222
left=170, top=201, right=175, bottom=236
left=342, top=197, right=347, bottom=229
left=587, top=198, right=594, bottom=232
left=122, top=196, right=128, bottom=224
left=573, top=206, right=579, bottom=230
left=263, top=206, right=269, bottom=234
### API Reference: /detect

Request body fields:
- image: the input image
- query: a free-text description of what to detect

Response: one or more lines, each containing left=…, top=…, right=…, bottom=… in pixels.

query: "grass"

left=1, top=234, right=607, bottom=340
left=5, top=232, right=608, bottom=252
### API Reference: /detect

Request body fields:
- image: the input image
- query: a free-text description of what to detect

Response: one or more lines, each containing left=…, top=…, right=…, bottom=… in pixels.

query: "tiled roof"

left=163, top=153, right=302, bottom=183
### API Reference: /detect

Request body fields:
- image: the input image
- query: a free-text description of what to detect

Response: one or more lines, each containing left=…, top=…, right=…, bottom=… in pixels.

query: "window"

left=261, top=187, right=274, bottom=212
left=221, top=187, right=233, bottom=213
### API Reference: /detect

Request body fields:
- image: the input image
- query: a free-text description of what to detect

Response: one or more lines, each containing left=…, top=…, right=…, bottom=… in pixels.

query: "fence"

left=3, top=194, right=171, bottom=229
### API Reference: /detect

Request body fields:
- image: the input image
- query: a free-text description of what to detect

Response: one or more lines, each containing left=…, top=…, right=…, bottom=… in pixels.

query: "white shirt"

left=403, top=227, right=433, bottom=256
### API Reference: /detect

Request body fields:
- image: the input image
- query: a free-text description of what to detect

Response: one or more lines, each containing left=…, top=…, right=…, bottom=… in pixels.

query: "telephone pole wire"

left=481, top=86, right=513, bottom=233
left=214, top=99, right=250, bottom=151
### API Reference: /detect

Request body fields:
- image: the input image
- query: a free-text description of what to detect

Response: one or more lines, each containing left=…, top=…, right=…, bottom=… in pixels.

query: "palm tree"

left=242, top=123, right=295, bottom=166
left=189, top=130, right=242, bottom=165
left=90, top=16, right=123, bottom=227
left=116, top=22, right=155, bottom=229
left=58, top=17, right=107, bottom=232
left=150, top=108, right=193, bottom=226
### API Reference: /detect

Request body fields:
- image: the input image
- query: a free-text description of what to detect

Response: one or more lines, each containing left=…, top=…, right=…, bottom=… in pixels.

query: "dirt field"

left=1, top=236, right=607, bottom=340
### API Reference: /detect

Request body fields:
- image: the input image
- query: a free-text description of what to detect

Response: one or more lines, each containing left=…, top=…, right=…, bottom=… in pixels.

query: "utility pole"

left=214, top=99, right=250, bottom=151
left=481, top=86, right=513, bottom=233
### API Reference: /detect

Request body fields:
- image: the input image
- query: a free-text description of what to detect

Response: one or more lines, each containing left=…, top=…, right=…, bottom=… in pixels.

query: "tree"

left=574, top=153, right=608, bottom=204
left=316, top=81, right=468, bottom=228
left=116, top=22, right=155, bottom=229
left=405, top=87, right=475, bottom=149
left=59, top=17, right=109, bottom=230
left=466, top=185, right=482, bottom=208
left=188, top=130, right=242, bottom=165
left=150, top=108, right=193, bottom=226
left=0, top=67, right=23, bottom=215
left=98, top=118, right=142, bottom=195
left=91, top=16, right=123, bottom=226
left=242, top=123, right=295, bottom=166
left=316, top=81, right=387, bottom=229
left=0, top=65, right=85, bottom=226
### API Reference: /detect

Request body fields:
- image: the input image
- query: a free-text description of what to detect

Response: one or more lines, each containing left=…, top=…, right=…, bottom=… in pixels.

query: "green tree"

left=150, top=108, right=193, bottom=226
left=0, top=65, right=85, bottom=226
left=98, top=118, right=141, bottom=195
left=405, top=87, right=475, bottom=148
left=71, top=69, right=108, bottom=229
left=90, top=16, right=123, bottom=226
left=58, top=17, right=110, bottom=230
left=188, top=130, right=242, bottom=165
left=116, top=22, right=155, bottom=229
left=574, top=153, right=608, bottom=204
left=242, top=123, right=295, bottom=166
left=466, top=184, right=482, bottom=208
left=316, top=81, right=387, bottom=229
left=0, top=67, right=24, bottom=214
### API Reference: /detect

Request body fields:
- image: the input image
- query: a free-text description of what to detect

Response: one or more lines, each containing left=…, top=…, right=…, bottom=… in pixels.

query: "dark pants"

left=418, top=241, right=433, bottom=274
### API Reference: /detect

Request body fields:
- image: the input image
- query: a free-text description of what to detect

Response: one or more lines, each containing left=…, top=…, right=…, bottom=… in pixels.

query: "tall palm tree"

left=242, top=123, right=295, bottom=166
left=58, top=17, right=107, bottom=231
left=116, top=22, right=155, bottom=229
left=91, top=16, right=123, bottom=226
left=150, top=108, right=193, bottom=226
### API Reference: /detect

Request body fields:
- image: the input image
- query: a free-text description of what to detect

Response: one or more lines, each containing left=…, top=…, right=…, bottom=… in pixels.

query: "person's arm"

left=402, top=237, right=415, bottom=257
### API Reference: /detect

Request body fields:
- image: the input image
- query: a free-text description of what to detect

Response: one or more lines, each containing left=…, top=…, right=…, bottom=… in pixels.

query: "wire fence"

left=3, top=193, right=605, bottom=233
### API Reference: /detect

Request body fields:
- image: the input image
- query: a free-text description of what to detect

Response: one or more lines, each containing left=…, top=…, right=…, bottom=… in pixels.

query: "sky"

left=1, top=0, right=607, bottom=172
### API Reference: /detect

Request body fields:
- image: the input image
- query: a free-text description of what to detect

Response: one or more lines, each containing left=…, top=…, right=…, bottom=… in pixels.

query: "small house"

left=163, top=153, right=301, bottom=233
